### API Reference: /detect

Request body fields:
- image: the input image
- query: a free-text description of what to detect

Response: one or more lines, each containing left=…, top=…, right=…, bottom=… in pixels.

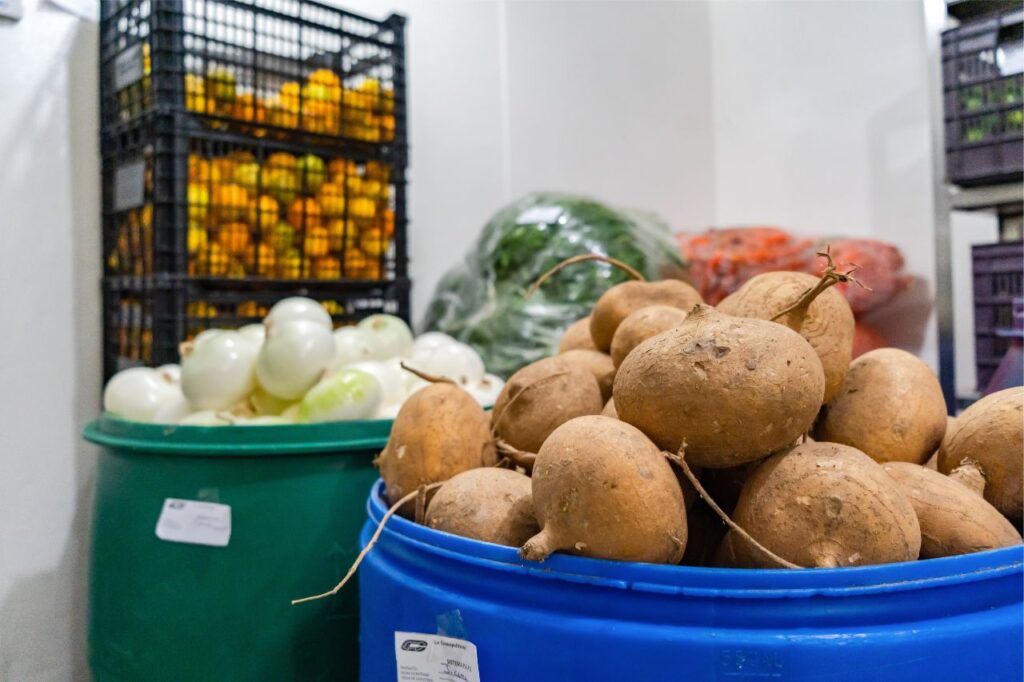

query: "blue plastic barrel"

left=358, top=480, right=1023, bottom=681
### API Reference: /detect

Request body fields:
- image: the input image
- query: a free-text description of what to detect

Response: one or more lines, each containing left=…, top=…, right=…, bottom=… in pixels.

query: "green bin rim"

left=83, top=413, right=392, bottom=456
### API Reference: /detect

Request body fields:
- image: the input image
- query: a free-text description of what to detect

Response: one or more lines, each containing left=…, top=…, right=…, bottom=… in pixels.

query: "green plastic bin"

left=83, top=414, right=391, bottom=682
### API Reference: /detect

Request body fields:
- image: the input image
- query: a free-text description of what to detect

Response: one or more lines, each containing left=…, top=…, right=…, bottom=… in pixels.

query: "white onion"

left=357, top=314, right=413, bottom=359
left=103, top=367, right=179, bottom=422
left=410, top=331, right=457, bottom=356
left=250, top=386, right=296, bottom=416
left=256, top=320, right=335, bottom=400
left=234, top=415, right=294, bottom=426
left=178, top=410, right=231, bottom=426
left=468, top=373, right=505, bottom=407
left=330, top=327, right=375, bottom=372
left=150, top=387, right=192, bottom=424
left=156, top=364, right=181, bottom=385
left=263, top=297, right=332, bottom=337
left=343, top=360, right=404, bottom=407
left=181, top=331, right=259, bottom=410
left=405, top=376, right=430, bottom=398
left=298, top=369, right=382, bottom=423
left=375, top=402, right=401, bottom=420
left=238, top=323, right=266, bottom=348
left=191, top=329, right=223, bottom=351
left=408, top=342, right=485, bottom=385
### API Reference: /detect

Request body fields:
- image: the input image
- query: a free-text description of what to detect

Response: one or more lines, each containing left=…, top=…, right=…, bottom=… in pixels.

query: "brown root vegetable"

left=558, top=316, right=597, bottom=353
left=718, top=271, right=854, bottom=403
left=731, top=442, right=921, bottom=568
left=491, top=356, right=603, bottom=453
left=813, top=348, right=947, bottom=465
left=938, top=387, right=1024, bottom=521
left=559, top=349, right=616, bottom=402
left=590, top=280, right=702, bottom=352
left=699, top=462, right=760, bottom=516
left=711, top=530, right=743, bottom=568
left=425, top=468, right=539, bottom=547
left=615, top=304, right=825, bottom=468
left=680, top=500, right=728, bottom=567
left=609, top=305, right=689, bottom=368
left=520, top=415, right=687, bottom=563
left=883, top=462, right=1021, bottom=558
left=601, top=397, right=617, bottom=418
left=376, top=383, right=496, bottom=516
left=926, top=416, right=957, bottom=470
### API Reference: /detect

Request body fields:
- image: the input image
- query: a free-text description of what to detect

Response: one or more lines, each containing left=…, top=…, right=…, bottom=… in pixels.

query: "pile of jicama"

left=301, top=247, right=1021, bottom=603
left=102, top=298, right=503, bottom=426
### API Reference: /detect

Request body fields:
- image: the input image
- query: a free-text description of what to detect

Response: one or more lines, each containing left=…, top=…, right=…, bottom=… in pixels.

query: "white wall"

left=0, top=1, right=100, bottom=679
left=340, top=0, right=716, bottom=318
left=709, top=0, right=939, bottom=367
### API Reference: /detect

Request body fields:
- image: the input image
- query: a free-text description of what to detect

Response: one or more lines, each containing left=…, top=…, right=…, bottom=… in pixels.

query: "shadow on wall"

left=0, top=10, right=101, bottom=681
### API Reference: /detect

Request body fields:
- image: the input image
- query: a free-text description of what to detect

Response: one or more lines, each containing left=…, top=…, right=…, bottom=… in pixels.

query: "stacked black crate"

left=99, top=0, right=409, bottom=379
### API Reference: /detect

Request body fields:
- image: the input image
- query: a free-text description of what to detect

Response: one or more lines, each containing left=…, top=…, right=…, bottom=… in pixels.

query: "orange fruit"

left=303, top=226, right=330, bottom=258
left=247, top=194, right=280, bottom=231
left=212, top=183, right=249, bottom=222
left=317, top=182, right=346, bottom=219
left=287, top=197, right=322, bottom=231
left=217, top=222, right=251, bottom=256
left=326, top=219, right=357, bottom=252
left=359, top=226, right=388, bottom=257
left=312, top=256, right=341, bottom=279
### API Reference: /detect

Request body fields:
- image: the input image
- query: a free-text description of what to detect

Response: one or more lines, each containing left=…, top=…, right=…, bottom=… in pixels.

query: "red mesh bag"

left=676, top=227, right=817, bottom=305
left=816, top=238, right=911, bottom=316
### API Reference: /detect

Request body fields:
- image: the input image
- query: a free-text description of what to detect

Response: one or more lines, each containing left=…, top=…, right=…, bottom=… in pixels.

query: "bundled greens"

left=421, top=193, right=686, bottom=377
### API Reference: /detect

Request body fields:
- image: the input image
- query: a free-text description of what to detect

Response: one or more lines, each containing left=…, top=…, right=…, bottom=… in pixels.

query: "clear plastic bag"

left=421, top=193, right=686, bottom=378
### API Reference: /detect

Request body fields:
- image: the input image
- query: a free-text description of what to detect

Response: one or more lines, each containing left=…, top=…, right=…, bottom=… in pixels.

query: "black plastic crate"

left=942, top=8, right=1024, bottom=186
left=102, top=117, right=407, bottom=287
left=103, top=275, right=408, bottom=378
left=100, top=0, right=406, bottom=153
left=973, top=240, right=1023, bottom=390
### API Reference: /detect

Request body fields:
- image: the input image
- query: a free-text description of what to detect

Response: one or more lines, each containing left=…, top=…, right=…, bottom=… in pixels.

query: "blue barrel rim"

left=83, top=413, right=392, bottom=456
left=365, top=479, right=1024, bottom=597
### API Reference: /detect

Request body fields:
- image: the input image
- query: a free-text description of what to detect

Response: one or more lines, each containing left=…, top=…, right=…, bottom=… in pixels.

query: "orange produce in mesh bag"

left=676, top=227, right=817, bottom=305
left=326, top=219, right=357, bottom=252
left=817, top=238, right=911, bottom=316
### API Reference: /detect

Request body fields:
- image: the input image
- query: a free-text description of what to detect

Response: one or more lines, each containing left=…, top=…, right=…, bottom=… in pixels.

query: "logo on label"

left=401, top=639, right=428, bottom=652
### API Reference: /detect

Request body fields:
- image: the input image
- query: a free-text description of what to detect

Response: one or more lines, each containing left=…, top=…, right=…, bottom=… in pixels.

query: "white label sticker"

left=155, top=498, right=232, bottom=547
left=395, top=632, right=480, bottom=682
left=515, top=205, right=563, bottom=225
left=113, top=43, right=145, bottom=91
left=113, top=160, right=146, bottom=211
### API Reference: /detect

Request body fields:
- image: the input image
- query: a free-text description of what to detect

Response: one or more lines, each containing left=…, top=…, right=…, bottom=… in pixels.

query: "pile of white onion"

left=102, top=297, right=503, bottom=426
